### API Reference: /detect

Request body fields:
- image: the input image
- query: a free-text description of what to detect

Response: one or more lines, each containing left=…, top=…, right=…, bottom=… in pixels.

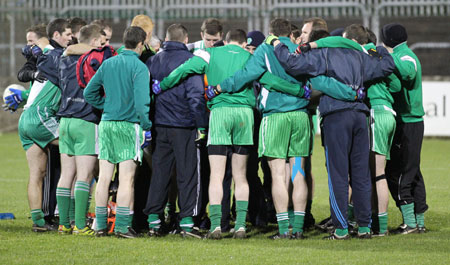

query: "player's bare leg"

left=56, top=153, right=76, bottom=232
left=231, top=153, right=249, bottom=237
left=268, top=158, right=289, bottom=237
left=94, top=159, right=115, bottom=233
left=290, top=157, right=308, bottom=238
left=207, top=154, right=227, bottom=238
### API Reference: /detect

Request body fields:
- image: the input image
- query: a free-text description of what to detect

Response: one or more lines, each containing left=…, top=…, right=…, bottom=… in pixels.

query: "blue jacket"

left=146, top=41, right=208, bottom=129
left=37, top=39, right=64, bottom=86
left=274, top=44, right=395, bottom=116
left=57, top=54, right=101, bottom=124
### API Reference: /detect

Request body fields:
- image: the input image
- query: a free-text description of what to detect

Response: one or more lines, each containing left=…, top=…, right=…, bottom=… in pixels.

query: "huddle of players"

left=5, top=14, right=426, bottom=240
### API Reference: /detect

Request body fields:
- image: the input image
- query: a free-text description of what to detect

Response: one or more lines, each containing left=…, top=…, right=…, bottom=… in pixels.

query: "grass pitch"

left=0, top=133, right=449, bottom=264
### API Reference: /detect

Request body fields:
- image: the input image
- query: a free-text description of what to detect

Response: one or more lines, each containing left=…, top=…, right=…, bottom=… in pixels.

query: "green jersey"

left=23, top=80, right=61, bottom=115
left=315, top=36, right=400, bottom=109
left=220, top=37, right=356, bottom=116
left=160, top=44, right=255, bottom=110
left=390, top=43, right=424, bottom=123
left=84, top=50, right=152, bottom=131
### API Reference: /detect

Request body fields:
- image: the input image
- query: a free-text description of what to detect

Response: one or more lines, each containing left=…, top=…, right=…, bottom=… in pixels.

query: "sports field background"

left=0, top=133, right=449, bottom=264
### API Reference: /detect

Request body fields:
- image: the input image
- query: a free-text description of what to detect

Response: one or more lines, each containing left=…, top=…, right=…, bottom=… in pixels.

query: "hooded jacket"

left=147, top=41, right=208, bottom=129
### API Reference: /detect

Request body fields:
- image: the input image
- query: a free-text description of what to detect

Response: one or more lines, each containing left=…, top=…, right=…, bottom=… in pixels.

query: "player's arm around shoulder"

left=160, top=52, right=209, bottom=91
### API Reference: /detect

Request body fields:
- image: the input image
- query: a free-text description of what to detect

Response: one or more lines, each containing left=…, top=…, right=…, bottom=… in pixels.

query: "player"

left=84, top=26, right=152, bottom=238
left=5, top=18, right=72, bottom=232
left=55, top=24, right=103, bottom=236
left=271, top=26, right=395, bottom=239
left=383, top=23, right=428, bottom=234
left=154, top=29, right=255, bottom=239
left=144, top=24, right=207, bottom=239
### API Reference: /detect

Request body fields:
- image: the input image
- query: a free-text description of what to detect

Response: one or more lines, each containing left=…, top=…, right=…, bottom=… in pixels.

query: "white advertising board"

left=423, top=81, right=450, bottom=136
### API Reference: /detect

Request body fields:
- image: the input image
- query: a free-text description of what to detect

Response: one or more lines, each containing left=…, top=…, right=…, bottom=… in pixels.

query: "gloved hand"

left=33, top=71, right=47, bottom=83
left=141, top=130, right=152, bottom=149
left=302, top=84, right=312, bottom=100
left=265, top=35, right=279, bottom=46
left=4, top=88, right=24, bottom=110
left=356, top=87, right=366, bottom=101
left=31, top=45, right=43, bottom=58
left=2, top=103, right=15, bottom=112
left=152, top=80, right=161, bottom=95
left=195, top=128, right=207, bottom=147
left=206, top=85, right=220, bottom=100
left=295, top=43, right=311, bottom=54
left=21, top=45, right=33, bottom=60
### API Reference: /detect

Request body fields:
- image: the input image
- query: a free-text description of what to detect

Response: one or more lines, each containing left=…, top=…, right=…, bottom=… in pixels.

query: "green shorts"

left=59, top=117, right=98, bottom=156
left=259, top=111, right=311, bottom=159
left=370, top=106, right=396, bottom=160
left=207, top=107, right=254, bottom=146
left=18, top=106, right=59, bottom=151
left=98, top=120, right=143, bottom=164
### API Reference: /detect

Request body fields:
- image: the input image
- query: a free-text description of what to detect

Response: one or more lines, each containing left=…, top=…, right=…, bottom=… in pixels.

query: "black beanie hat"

left=381, top=23, right=408, bottom=48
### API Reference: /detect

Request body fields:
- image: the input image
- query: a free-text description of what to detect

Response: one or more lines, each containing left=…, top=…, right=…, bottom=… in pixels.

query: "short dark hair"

left=269, top=18, right=291, bottom=37
left=123, top=26, right=147, bottom=49
left=309, top=29, right=330, bottom=42
left=225, top=29, right=247, bottom=44
left=68, top=17, right=87, bottom=35
left=91, top=19, right=112, bottom=32
left=291, top=29, right=301, bottom=39
left=26, top=24, right=47, bottom=39
left=366, top=28, right=377, bottom=44
left=78, top=24, right=102, bottom=44
left=344, top=24, right=368, bottom=45
left=303, top=17, right=328, bottom=31
left=166, top=24, right=188, bottom=42
left=47, top=18, right=70, bottom=39
left=201, top=18, right=223, bottom=35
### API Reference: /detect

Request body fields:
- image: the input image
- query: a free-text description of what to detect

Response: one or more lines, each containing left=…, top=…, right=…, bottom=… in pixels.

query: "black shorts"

left=208, top=145, right=250, bottom=156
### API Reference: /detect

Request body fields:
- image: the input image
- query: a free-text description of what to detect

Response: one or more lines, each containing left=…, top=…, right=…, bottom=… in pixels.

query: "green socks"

left=56, top=187, right=71, bottom=228
left=209, top=204, right=222, bottom=232
left=147, top=213, right=161, bottom=230
left=400, top=203, right=417, bottom=228
left=31, top=209, right=45, bottom=227
left=180, top=216, right=194, bottom=232
left=335, top=228, right=348, bottom=236
left=235, top=200, right=248, bottom=230
left=115, top=206, right=130, bottom=233
left=288, top=208, right=294, bottom=227
left=378, top=212, right=388, bottom=234
left=416, top=213, right=425, bottom=228
left=293, top=211, right=305, bottom=234
left=276, top=212, right=289, bottom=235
left=129, top=210, right=134, bottom=228
left=74, top=181, right=90, bottom=229
left=95, top=206, right=108, bottom=230
left=358, top=226, right=370, bottom=234
left=69, top=196, right=75, bottom=224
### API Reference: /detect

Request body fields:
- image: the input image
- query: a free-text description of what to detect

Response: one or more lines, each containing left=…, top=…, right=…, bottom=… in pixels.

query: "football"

left=2, top=84, right=26, bottom=109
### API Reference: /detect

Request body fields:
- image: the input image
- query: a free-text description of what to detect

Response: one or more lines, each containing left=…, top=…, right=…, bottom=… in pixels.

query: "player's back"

left=201, top=45, right=256, bottom=109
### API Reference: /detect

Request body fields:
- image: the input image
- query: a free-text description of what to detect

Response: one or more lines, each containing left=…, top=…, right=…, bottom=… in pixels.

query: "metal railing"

left=1, top=0, right=450, bottom=77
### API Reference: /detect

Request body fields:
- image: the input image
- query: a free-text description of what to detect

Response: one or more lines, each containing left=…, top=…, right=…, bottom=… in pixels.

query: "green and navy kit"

left=220, top=37, right=356, bottom=117
left=160, top=44, right=255, bottom=110
left=83, top=49, right=152, bottom=131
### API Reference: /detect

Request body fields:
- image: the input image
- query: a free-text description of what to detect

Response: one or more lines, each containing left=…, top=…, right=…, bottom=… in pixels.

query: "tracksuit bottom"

left=322, top=110, right=372, bottom=230
left=43, top=145, right=61, bottom=222
left=144, top=126, right=201, bottom=219
left=385, top=121, right=428, bottom=214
